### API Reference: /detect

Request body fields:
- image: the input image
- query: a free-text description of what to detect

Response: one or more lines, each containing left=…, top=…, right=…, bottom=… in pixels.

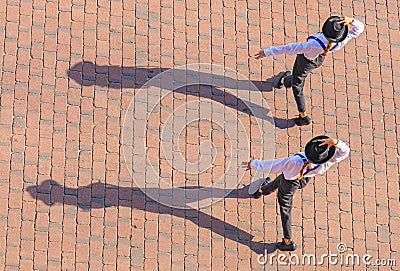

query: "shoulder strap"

left=331, top=42, right=339, bottom=50
left=295, top=153, right=308, bottom=163
left=295, top=153, right=320, bottom=179
left=307, top=33, right=338, bottom=52
left=307, top=36, right=326, bottom=50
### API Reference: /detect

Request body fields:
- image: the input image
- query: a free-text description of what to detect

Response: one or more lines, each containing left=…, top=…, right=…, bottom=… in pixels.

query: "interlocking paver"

left=0, top=0, right=400, bottom=270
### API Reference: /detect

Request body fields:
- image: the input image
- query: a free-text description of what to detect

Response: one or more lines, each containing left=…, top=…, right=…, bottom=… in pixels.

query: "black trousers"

left=283, top=54, right=325, bottom=113
left=261, top=174, right=310, bottom=239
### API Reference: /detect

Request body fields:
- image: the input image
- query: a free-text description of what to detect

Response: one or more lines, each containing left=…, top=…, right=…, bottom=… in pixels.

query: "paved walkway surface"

left=1, top=0, right=400, bottom=270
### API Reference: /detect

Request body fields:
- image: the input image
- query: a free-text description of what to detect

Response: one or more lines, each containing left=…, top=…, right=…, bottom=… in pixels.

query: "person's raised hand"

left=338, top=16, right=353, bottom=26
left=318, top=138, right=338, bottom=148
left=241, top=156, right=255, bottom=171
left=254, top=50, right=266, bottom=60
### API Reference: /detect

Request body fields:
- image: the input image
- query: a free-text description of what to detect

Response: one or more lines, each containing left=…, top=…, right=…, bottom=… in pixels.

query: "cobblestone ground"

left=1, top=0, right=400, bottom=270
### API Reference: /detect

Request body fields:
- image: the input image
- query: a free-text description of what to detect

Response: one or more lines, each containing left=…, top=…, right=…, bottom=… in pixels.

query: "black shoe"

left=277, top=239, right=297, bottom=251
left=283, top=72, right=292, bottom=88
left=273, top=71, right=291, bottom=89
left=260, top=177, right=272, bottom=195
left=252, top=191, right=262, bottom=199
left=294, top=115, right=312, bottom=126
left=250, top=178, right=271, bottom=199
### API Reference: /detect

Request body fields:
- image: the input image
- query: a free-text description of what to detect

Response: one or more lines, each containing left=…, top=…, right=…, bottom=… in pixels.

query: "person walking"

left=254, top=16, right=364, bottom=126
left=243, top=136, right=350, bottom=251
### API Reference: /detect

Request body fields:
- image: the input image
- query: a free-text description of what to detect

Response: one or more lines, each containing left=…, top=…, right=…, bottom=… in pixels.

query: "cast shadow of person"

left=68, top=61, right=295, bottom=129
left=27, top=179, right=278, bottom=255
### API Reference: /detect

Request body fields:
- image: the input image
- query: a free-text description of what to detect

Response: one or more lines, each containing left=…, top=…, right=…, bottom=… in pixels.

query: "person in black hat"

left=242, top=136, right=350, bottom=251
left=254, top=16, right=364, bottom=126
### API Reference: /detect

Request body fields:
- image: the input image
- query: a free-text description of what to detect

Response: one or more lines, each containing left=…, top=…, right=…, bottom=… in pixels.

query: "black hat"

left=322, top=16, right=348, bottom=42
left=305, top=135, right=336, bottom=164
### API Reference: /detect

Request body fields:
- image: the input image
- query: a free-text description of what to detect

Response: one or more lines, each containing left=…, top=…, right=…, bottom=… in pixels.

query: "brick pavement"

left=0, top=0, right=400, bottom=270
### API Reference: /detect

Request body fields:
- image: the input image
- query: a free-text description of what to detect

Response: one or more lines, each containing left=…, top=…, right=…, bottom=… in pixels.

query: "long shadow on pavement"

left=27, top=180, right=278, bottom=254
left=68, top=61, right=295, bottom=129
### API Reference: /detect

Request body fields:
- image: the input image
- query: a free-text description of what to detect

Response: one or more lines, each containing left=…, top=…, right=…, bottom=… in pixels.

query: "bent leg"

left=261, top=174, right=283, bottom=196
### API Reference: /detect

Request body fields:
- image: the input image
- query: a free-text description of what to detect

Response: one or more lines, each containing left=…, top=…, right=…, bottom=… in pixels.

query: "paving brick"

left=1, top=0, right=399, bottom=270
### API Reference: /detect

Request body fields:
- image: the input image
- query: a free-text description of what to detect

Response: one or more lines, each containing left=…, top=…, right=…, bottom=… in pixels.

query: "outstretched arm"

left=254, top=41, right=319, bottom=59
left=242, top=156, right=294, bottom=174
